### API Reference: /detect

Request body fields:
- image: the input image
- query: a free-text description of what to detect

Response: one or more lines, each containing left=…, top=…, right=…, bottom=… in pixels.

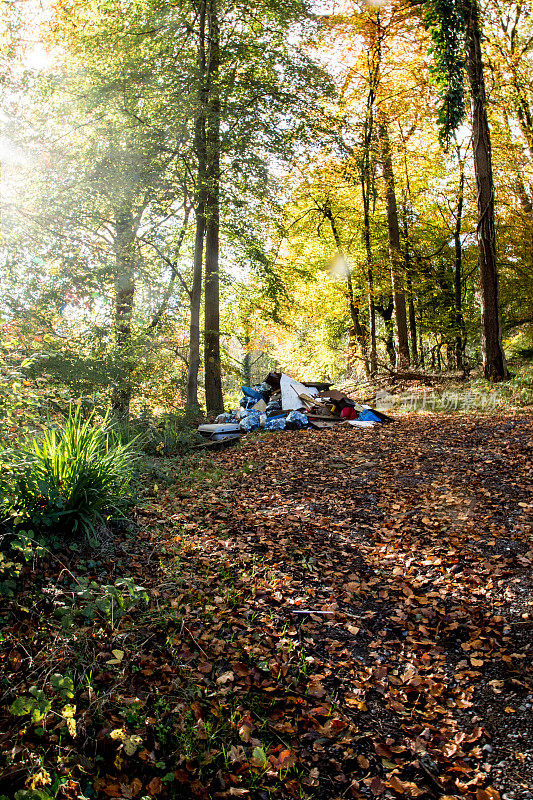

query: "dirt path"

left=1, top=414, right=531, bottom=800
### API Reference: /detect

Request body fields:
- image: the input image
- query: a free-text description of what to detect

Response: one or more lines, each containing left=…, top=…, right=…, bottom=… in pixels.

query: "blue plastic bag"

left=264, top=416, right=286, bottom=431
left=240, top=411, right=262, bottom=432
left=358, top=409, right=382, bottom=424
left=286, top=410, right=308, bottom=428
left=240, top=396, right=257, bottom=409
left=241, top=386, right=263, bottom=401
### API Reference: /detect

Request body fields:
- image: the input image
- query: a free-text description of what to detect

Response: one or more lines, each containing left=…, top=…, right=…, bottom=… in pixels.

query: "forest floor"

left=1, top=413, right=532, bottom=800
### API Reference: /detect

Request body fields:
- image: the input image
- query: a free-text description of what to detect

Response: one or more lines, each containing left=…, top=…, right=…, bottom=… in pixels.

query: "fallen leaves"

left=1, top=414, right=532, bottom=799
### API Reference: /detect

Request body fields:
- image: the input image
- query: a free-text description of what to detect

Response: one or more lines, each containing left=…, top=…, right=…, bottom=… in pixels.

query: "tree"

left=378, top=114, right=411, bottom=370
left=185, top=0, right=332, bottom=411
left=422, top=0, right=507, bottom=380
left=203, top=0, right=224, bottom=414
left=22, top=0, right=198, bottom=417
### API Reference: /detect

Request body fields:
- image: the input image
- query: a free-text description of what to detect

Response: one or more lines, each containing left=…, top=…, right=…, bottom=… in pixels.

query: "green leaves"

left=50, top=673, right=75, bottom=700
left=10, top=687, right=51, bottom=723
left=423, top=0, right=466, bottom=148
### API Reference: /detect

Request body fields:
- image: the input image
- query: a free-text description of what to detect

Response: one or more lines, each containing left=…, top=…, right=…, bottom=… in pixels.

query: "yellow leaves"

left=106, top=649, right=125, bottom=666
left=109, top=727, right=143, bottom=756
left=62, top=703, right=77, bottom=737
left=26, top=769, right=52, bottom=790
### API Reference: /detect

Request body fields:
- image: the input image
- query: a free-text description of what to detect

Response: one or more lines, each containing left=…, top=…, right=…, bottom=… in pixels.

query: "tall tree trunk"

left=361, top=159, right=377, bottom=375
left=187, top=0, right=207, bottom=411
left=401, top=204, right=419, bottom=368
left=462, top=0, right=507, bottom=380
left=203, top=0, right=224, bottom=413
left=242, top=326, right=252, bottom=385
left=378, top=119, right=410, bottom=369
left=367, top=262, right=377, bottom=375
left=187, top=205, right=205, bottom=409
left=360, top=42, right=379, bottom=376
left=454, top=149, right=466, bottom=370
left=112, top=209, right=136, bottom=419
left=406, top=270, right=418, bottom=369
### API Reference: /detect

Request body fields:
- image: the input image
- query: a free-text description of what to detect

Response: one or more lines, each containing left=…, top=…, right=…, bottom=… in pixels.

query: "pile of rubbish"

left=198, top=372, right=392, bottom=443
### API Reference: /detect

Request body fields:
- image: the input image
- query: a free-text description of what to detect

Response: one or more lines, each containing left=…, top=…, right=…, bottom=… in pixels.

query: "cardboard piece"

left=280, top=374, right=318, bottom=410
left=308, top=419, right=340, bottom=430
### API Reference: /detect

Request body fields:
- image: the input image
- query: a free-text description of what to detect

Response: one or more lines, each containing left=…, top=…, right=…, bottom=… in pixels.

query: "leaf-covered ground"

left=1, top=413, right=532, bottom=800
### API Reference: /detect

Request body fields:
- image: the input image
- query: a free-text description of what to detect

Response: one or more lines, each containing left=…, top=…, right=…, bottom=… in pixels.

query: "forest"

left=0, top=1, right=532, bottom=799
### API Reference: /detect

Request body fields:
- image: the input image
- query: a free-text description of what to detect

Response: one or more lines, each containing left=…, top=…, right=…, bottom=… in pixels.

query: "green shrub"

left=0, top=408, right=138, bottom=537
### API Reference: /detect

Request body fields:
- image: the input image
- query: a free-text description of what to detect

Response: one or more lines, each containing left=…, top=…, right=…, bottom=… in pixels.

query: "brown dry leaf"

left=388, top=775, right=406, bottom=794
left=368, top=776, right=387, bottom=796
left=374, top=742, right=395, bottom=760
left=146, top=777, right=163, bottom=796
left=216, top=671, right=234, bottom=685
left=102, top=784, right=122, bottom=798
left=238, top=715, right=254, bottom=743
left=276, top=749, right=296, bottom=770
left=345, top=582, right=360, bottom=593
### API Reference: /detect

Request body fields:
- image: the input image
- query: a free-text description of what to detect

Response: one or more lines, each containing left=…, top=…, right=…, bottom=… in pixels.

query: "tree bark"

left=361, top=154, right=377, bottom=375
left=112, top=209, right=136, bottom=419
left=454, top=149, right=466, bottom=370
left=378, top=119, right=410, bottom=370
left=360, top=45, right=379, bottom=376
left=406, top=270, right=418, bottom=368
left=187, top=0, right=207, bottom=411
left=242, top=326, right=252, bottom=385
left=187, top=205, right=205, bottom=409
left=203, top=0, right=224, bottom=413
left=401, top=204, right=419, bottom=368
left=461, top=0, right=507, bottom=380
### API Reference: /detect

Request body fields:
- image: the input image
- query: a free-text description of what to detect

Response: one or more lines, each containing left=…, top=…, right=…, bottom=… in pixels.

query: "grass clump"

left=116, top=411, right=203, bottom=457
left=0, top=407, right=138, bottom=538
